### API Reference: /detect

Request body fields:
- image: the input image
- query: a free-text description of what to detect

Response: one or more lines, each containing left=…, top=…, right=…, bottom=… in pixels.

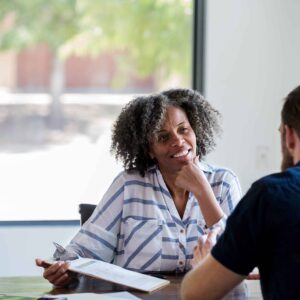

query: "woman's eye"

left=179, top=127, right=188, bottom=133
left=158, top=134, right=169, bottom=142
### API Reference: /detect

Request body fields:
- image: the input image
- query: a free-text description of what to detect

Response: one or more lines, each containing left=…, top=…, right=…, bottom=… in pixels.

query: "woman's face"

left=149, top=105, right=197, bottom=175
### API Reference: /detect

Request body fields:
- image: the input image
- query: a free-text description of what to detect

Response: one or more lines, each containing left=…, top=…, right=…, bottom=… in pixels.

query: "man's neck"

left=294, top=155, right=300, bottom=165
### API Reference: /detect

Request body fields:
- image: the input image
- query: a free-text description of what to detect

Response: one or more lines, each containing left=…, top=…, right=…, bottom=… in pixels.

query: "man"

left=181, top=85, right=300, bottom=300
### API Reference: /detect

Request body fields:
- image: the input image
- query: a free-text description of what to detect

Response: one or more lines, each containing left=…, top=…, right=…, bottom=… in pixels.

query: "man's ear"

left=284, top=125, right=296, bottom=153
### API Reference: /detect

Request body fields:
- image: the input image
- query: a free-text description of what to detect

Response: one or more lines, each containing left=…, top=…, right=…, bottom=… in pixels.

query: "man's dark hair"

left=282, top=85, right=300, bottom=137
left=111, top=88, right=221, bottom=176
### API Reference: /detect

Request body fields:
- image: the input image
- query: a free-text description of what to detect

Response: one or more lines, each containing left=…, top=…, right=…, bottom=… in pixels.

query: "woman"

left=36, top=88, right=242, bottom=287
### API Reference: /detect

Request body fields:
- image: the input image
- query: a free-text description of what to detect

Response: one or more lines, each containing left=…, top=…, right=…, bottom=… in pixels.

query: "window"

left=0, top=0, right=195, bottom=220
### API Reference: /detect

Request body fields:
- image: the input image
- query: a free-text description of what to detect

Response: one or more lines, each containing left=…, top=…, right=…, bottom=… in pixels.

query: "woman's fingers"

left=174, top=160, right=205, bottom=193
left=35, top=258, right=74, bottom=287
left=53, top=272, right=72, bottom=286
left=35, top=258, right=51, bottom=268
left=35, top=258, right=44, bottom=267
left=46, top=261, right=68, bottom=280
left=42, top=261, right=71, bottom=286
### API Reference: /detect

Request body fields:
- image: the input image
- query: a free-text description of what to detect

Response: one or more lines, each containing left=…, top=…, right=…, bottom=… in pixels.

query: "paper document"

left=45, top=258, right=169, bottom=293
left=0, top=296, right=37, bottom=300
left=0, top=296, right=66, bottom=300
left=42, top=292, right=141, bottom=300
left=0, top=292, right=140, bottom=300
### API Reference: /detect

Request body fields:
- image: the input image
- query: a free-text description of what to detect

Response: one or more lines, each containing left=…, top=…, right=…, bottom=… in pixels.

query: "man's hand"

left=247, top=273, right=260, bottom=280
left=191, top=228, right=220, bottom=268
left=35, top=258, right=73, bottom=287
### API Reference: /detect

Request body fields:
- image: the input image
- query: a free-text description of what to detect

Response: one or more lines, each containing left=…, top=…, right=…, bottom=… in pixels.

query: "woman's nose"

left=171, top=133, right=184, bottom=147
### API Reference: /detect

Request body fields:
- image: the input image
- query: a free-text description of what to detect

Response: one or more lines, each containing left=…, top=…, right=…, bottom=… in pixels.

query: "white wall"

left=0, top=224, right=79, bottom=276
left=205, top=0, right=300, bottom=192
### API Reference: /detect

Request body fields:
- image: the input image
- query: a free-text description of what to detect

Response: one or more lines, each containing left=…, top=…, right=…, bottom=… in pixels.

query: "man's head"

left=281, top=86, right=300, bottom=171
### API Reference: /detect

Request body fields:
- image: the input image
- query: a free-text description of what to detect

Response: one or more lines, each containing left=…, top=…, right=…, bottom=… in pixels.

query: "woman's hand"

left=175, top=156, right=224, bottom=227
left=191, top=228, right=220, bottom=268
left=35, top=258, right=73, bottom=287
left=175, top=156, right=206, bottom=195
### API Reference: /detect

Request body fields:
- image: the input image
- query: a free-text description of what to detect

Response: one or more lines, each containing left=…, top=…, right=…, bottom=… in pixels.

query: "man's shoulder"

left=253, top=165, right=300, bottom=188
left=247, top=172, right=282, bottom=199
left=245, top=165, right=300, bottom=206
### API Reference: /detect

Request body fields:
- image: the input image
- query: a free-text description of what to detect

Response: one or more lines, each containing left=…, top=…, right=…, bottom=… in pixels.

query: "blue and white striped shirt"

left=66, top=161, right=242, bottom=273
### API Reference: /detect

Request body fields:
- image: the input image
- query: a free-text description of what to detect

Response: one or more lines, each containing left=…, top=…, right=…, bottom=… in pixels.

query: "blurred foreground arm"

left=181, top=254, right=244, bottom=300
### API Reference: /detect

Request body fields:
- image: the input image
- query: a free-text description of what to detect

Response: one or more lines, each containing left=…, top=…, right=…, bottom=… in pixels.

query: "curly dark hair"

left=111, top=88, right=221, bottom=176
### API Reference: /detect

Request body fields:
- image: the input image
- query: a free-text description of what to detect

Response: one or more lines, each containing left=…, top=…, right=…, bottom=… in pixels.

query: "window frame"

left=0, top=0, right=206, bottom=225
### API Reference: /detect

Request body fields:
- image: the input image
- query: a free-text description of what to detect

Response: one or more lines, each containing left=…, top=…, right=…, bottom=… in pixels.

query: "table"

left=0, top=275, right=262, bottom=299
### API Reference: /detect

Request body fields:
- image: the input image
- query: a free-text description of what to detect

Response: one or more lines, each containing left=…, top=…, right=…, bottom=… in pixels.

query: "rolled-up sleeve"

left=66, top=173, right=125, bottom=262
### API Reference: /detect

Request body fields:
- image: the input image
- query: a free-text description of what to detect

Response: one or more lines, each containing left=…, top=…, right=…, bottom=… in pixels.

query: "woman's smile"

left=170, top=148, right=193, bottom=161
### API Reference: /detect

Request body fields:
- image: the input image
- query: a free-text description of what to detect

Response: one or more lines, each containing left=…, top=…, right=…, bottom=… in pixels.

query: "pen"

left=53, top=242, right=66, bottom=254
left=151, top=274, right=167, bottom=279
left=53, top=241, right=79, bottom=261
left=143, top=272, right=168, bottom=279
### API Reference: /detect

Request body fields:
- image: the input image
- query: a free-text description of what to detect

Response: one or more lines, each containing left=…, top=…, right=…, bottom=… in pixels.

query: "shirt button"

left=180, top=229, right=185, bottom=234
left=179, top=244, right=184, bottom=249
left=179, top=261, right=184, bottom=265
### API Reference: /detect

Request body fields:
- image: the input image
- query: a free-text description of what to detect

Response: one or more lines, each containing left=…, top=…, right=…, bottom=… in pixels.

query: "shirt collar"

left=198, top=160, right=214, bottom=174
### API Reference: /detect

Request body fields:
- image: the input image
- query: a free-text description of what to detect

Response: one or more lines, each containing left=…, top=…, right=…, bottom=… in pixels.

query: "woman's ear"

left=148, top=144, right=155, bottom=160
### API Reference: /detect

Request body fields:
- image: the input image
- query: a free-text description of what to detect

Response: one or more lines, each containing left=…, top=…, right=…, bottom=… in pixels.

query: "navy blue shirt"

left=212, top=162, right=300, bottom=300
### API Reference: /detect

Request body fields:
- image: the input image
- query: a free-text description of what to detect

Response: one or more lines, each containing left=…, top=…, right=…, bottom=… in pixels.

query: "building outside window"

left=0, top=0, right=193, bottom=221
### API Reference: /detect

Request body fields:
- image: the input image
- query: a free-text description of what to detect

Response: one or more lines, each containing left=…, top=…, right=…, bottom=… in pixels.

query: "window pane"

left=0, top=0, right=193, bottom=220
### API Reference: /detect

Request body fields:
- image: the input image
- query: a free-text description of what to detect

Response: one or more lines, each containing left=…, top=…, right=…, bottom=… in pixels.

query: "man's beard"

left=281, top=131, right=294, bottom=171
